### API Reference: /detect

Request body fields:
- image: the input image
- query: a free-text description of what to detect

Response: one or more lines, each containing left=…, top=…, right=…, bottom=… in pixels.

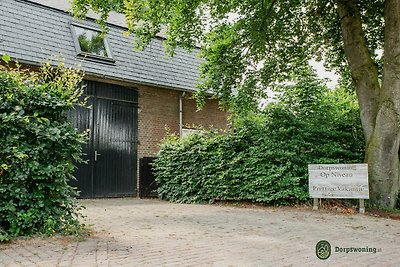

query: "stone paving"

left=1, top=198, right=400, bottom=266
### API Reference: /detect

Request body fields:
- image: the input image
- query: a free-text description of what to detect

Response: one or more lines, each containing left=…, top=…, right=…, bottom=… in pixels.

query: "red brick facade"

left=137, top=85, right=228, bottom=159
left=182, top=94, right=228, bottom=131
left=135, top=85, right=228, bottom=193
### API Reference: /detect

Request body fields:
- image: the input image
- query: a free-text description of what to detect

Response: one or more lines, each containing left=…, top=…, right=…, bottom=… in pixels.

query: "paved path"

left=1, top=198, right=400, bottom=266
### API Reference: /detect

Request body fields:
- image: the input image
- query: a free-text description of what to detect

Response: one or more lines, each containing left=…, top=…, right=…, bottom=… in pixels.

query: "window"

left=181, top=128, right=204, bottom=138
left=70, top=23, right=114, bottom=63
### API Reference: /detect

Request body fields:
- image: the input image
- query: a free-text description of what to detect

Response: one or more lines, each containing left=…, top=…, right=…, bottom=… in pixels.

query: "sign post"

left=308, top=164, right=369, bottom=214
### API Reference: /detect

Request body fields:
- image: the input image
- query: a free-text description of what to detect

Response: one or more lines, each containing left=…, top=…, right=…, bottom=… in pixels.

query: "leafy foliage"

left=0, top=62, right=86, bottom=242
left=154, top=70, right=364, bottom=205
left=76, top=30, right=108, bottom=57
left=71, top=0, right=384, bottom=110
left=71, top=0, right=400, bottom=209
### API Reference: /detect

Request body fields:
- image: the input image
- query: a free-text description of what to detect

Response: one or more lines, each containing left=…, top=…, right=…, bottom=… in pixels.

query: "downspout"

left=179, top=92, right=185, bottom=138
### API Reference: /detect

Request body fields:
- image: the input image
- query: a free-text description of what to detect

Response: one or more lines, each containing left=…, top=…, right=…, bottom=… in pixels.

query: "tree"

left=71, top=0, right=400, bottom=208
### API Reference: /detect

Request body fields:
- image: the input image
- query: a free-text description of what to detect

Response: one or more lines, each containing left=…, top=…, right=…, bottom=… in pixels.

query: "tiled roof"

left=0, top=0, right=202, bottom=91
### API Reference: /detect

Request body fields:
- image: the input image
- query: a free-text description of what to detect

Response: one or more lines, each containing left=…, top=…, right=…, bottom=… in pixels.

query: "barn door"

left=69, top=98, right=94, bottom=198
left=93, top=98, right=137, bottom=197
left=70, top=80, right=138, bottom=198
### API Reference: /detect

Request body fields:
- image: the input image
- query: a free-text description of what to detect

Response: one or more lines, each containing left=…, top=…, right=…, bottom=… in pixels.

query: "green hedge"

left=0, top=63, right=86, bottom=241
left=153, top=73, right=365, bottom=205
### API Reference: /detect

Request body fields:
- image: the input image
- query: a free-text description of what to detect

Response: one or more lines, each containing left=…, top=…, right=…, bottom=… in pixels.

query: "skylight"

left=71, top=23, right=114, bottom=63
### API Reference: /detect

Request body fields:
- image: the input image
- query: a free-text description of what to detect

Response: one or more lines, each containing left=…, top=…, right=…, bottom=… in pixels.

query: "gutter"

left=179, top=92, right=186, bottom=138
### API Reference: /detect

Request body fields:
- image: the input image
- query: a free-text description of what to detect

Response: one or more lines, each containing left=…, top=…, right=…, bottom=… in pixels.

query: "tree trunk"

left=366, top=105, right=400, bottom=207
left=335, top=0, right=380, bottom=142
left=369, top=0, right=400, bottom=207
left=336, top=0, right=400, bottom=208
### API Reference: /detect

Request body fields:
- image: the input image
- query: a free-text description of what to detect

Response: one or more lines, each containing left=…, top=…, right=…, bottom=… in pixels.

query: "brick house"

left=0, top=0, right=228, bottom=197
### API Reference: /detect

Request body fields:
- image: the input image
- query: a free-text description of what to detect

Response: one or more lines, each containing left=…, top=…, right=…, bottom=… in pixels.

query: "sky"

left=309, top=59, right=340, bottom=89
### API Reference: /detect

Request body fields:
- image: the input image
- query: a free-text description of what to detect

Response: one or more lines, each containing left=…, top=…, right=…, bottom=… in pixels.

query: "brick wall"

left=182, top=93, right=228, bottom=131
left=137, top=87, right=228, bottom=159
left=137, top=85, right=180, bottom=159
left=136, top=85, right=228, bottom=196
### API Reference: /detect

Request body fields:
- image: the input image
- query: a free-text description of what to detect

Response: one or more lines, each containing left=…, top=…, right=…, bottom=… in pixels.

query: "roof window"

left=71, top=23, right=114, bottom=63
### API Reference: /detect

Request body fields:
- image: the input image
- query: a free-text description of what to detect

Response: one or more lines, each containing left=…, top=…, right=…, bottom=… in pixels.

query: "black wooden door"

left=69, top=98, right=94, bottom=197
left=93, top=99, right=137, bottom=197
left=71, top=81, right=138, bottom=198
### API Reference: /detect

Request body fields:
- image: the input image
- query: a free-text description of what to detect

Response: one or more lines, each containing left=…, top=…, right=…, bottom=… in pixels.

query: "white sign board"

left=308, top=164, right=369, bottom=199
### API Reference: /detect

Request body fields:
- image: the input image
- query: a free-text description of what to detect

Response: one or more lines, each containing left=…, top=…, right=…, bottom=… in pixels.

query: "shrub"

left=0, top=62, right=86, bottom=241
left=153, top=70, right=364, bottom=205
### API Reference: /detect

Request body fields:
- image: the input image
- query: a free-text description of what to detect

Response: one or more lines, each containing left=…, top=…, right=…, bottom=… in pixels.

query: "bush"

left=153, top=70, right=364, bottom=205
left=0, top=63, right=86, bottom=241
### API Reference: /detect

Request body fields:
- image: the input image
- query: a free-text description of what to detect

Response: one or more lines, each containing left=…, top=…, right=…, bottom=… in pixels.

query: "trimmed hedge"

left=0, top=63, right=86, bottom=241
left=153, top=74, right=365, bottom=205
